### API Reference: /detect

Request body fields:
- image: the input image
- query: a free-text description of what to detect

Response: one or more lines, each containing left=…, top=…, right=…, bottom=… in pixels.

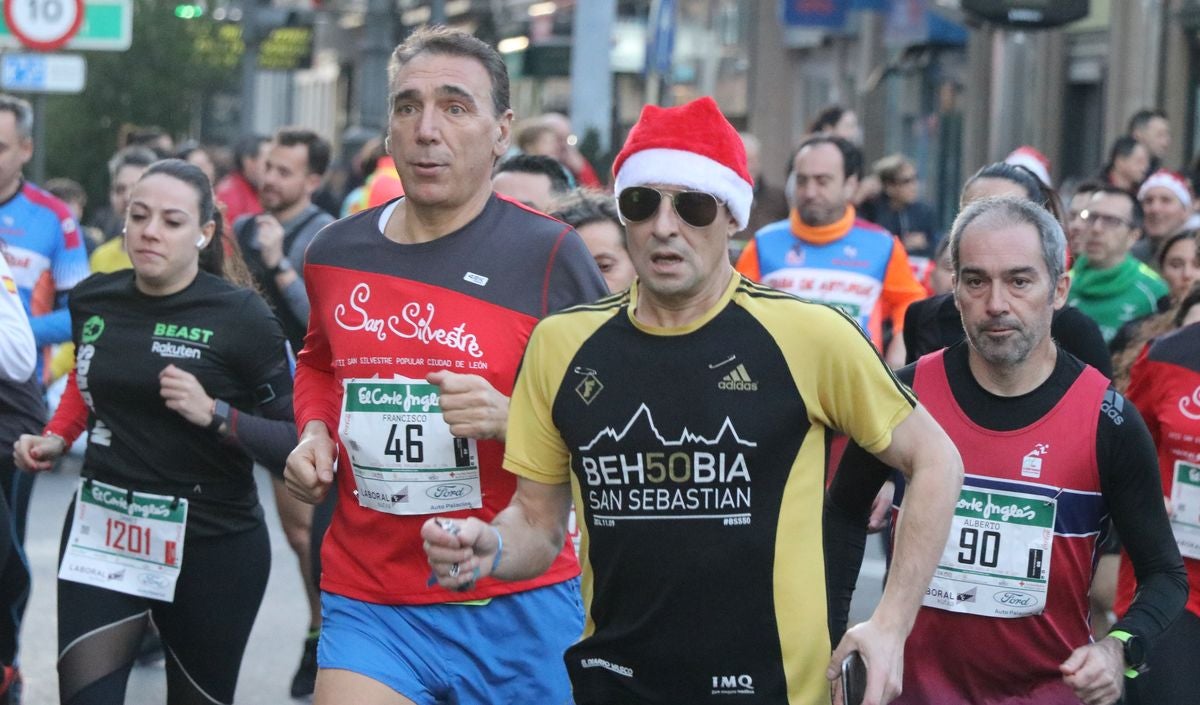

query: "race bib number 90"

left=922, top=486, right=1056, bottom=618
left=1170, top=460, right=1200, bottom=560
left=59, top=479, right=188, bottom=602
left=340, top=378, right=481, bottom=516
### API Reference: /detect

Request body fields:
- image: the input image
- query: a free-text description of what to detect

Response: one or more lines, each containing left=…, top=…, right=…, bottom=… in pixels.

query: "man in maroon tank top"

left=826, top=196, right=1186, bottom=705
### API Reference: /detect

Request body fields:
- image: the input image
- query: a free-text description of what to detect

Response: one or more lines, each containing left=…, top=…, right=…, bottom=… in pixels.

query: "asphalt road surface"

left=20, top=456, right=312, bottom=705
left=17, top=455, right=888, bottom=704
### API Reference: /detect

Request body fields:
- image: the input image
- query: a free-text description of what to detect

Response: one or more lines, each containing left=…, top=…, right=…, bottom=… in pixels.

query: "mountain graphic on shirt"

left=579, top=403, right=757, bottom=452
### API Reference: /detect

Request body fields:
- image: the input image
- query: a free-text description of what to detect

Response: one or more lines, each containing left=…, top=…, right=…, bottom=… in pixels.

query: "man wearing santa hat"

left=422, top=95, right=963, bottom=705
left=1133, top=169, right=1194, bottom=266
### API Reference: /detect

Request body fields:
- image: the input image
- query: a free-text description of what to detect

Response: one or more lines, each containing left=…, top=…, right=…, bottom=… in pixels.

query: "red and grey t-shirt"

left=294, top=194, right=607, bottom=605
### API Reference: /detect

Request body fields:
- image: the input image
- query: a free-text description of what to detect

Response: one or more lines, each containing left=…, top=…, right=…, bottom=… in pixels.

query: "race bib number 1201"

left=59, top=479, right=188, bottom=602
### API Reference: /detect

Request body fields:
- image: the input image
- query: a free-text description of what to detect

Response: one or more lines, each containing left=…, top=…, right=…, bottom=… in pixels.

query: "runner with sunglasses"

left=422, top=96, right=963, bottom=705
left=735, top=135, right=926, bottom=368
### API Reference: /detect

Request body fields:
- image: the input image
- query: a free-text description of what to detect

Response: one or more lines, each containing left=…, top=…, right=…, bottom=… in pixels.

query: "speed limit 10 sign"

left=3, top=0, right=84, bottom=51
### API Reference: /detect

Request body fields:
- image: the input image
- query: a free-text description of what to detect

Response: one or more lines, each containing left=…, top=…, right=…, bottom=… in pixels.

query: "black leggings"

left=0, top=489, right=28, bottom=667
left=57, top=505, right=270, bottom=705
left=1124, top=609, right=1200, bottom=705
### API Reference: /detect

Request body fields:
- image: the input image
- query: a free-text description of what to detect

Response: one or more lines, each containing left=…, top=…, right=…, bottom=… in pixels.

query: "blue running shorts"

left=319, top=578, right=583, bottom=705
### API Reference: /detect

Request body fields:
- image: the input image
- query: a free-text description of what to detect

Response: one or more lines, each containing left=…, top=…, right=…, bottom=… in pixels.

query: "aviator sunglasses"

left=617, top=186, right=724, bottom=228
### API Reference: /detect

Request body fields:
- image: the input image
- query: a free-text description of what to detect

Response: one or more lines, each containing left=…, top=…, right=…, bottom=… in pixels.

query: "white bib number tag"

left=1169, top=460, right=1200, bottom=560
left=59, top=479, right=188, bottom=602
left=340, top=378, right=481, bottom=516
left=922, top=486, right=1056, bottom=618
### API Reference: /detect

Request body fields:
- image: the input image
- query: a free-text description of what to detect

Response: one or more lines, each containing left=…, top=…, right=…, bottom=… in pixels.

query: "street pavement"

left=20, top=455, right=311, bottom=705
left=17, top=454, right=888, bottom=704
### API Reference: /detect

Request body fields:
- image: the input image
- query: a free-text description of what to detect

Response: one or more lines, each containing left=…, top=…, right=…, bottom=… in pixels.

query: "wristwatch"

left=207, top=399, right=231, bottom=434
left=1108, top=630, right=1147, bottom=678
left=268, top=258, right=293, bottom=276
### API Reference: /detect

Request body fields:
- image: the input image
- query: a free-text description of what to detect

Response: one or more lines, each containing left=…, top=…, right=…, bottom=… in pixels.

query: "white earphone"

left=196, top=236, right=206, bottom=248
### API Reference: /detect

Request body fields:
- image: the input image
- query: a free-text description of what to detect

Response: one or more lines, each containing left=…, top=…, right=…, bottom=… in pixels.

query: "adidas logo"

left=718, top=364, right=758, bottom=392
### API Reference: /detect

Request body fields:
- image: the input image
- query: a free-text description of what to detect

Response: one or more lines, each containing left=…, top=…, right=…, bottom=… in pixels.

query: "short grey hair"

left=0, top=94, right=33, bottom=140
left=949, top=196, right=1068, bottom=286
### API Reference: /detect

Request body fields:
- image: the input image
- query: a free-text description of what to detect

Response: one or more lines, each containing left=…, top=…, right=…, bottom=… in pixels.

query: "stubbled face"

left=954, top=220, right=1066, bottom=369
left=260, top=142, right=314, bottom=215
left=125, top=173, right=214, bottom=294
left=624, top=184, right=736, bottom=306
left=793, top=143, right=856, bottom=227
left=387, top=52, right=511, bottom=212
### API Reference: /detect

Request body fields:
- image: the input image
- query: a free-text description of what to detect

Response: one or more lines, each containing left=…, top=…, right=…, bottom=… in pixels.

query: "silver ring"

left=449, top=562, right=460, bottom=578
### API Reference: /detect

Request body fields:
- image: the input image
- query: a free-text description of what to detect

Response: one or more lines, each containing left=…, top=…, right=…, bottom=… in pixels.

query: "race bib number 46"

left=59, top=479, right=188, bottom=602
left=1170, top=460, right=1200, bottom=560
left=340, top=378, right=481, bottom=516
left=922, top=486, right=1056, bottom=618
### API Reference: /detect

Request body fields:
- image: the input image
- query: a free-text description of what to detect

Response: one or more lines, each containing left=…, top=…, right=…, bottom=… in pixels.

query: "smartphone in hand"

left=841, top=651, right=868, bottom=705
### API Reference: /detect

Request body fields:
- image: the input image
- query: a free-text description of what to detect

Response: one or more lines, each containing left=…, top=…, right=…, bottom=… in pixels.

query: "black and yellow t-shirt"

left=505, top=273, right=916, bottom=704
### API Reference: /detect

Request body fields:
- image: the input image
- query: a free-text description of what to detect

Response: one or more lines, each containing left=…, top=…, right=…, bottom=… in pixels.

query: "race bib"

left=1169, top=460, right=1200, bottom=560
left=922, top=486, right=1056, bottom=618
left=59, top=479, right=188, bottom=602
left=340, top=378, right=481, bottom=515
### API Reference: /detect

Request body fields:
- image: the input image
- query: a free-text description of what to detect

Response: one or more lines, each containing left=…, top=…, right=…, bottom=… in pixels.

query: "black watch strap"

left=207, top=399, right=231, bottom=434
